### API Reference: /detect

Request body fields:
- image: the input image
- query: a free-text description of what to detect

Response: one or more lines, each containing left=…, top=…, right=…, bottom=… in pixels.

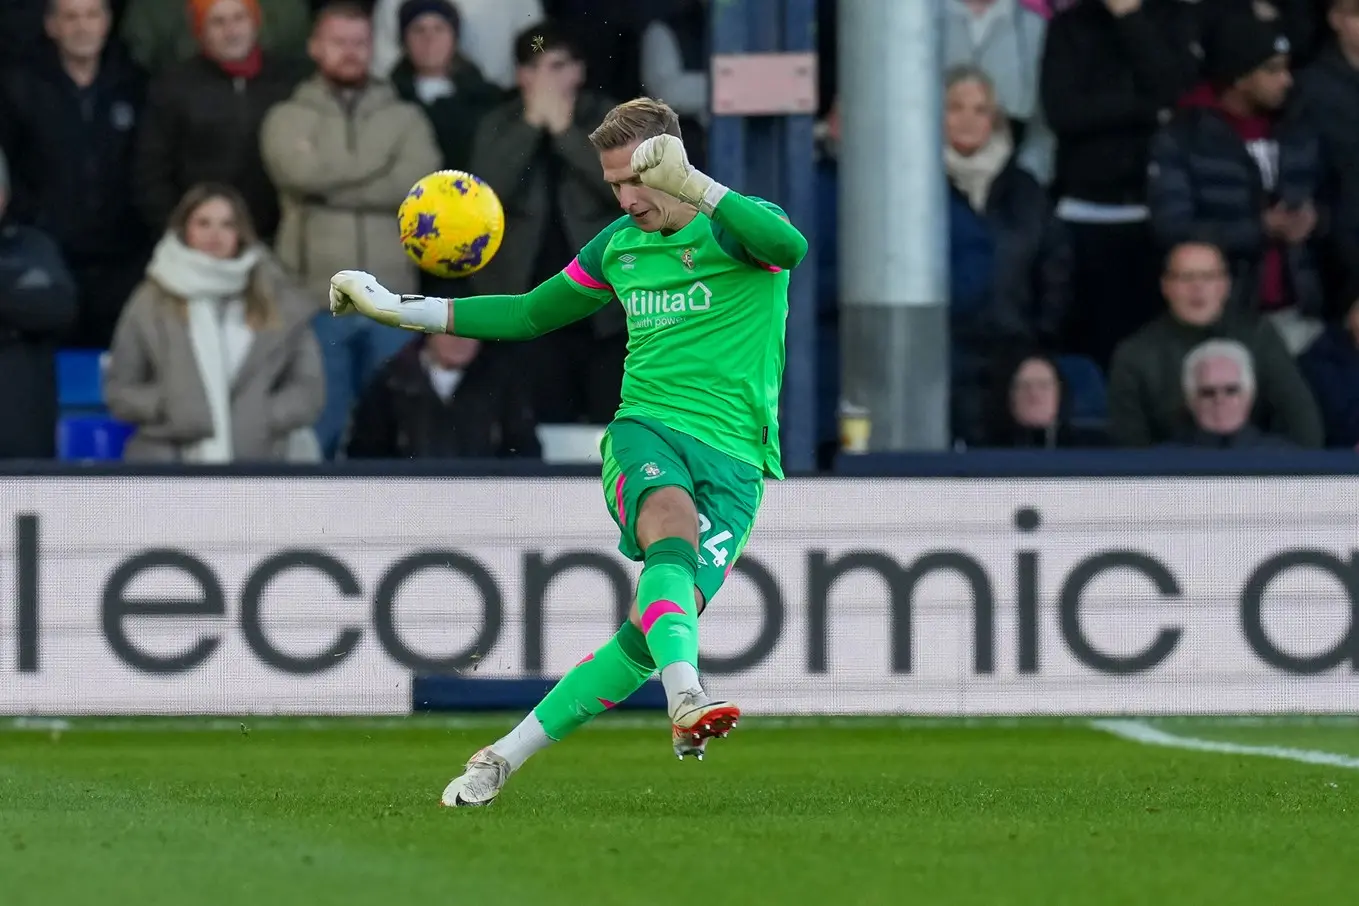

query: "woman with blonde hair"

left=106, top=183, right=324, bottom=462
left=944, top=64, right=1071, bottom=447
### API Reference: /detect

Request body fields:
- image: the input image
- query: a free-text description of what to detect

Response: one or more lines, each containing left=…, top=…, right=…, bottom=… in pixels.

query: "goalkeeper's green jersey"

left=562, top=200, right=791, bottom=479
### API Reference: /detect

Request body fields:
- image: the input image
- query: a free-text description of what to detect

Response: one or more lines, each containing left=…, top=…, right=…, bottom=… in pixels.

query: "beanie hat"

left=399, top=0, right=461, bottom=39
left=187, top=0, right=261, bottom=39
left=1203, top=12, right=1291, bottom=87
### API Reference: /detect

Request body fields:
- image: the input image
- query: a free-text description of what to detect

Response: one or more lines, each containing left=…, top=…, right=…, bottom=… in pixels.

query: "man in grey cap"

left=0, top=148, right=79, bottom=459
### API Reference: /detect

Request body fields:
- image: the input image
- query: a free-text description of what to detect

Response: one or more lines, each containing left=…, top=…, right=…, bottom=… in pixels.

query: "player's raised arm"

left=631, top=134, right=809, bottom=270
left=327, top=270, right=608, bottom=338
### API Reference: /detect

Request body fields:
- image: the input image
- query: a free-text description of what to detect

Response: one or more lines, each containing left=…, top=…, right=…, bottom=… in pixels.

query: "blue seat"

left=57, top=416, right=134, bottom=462
left=1055, top=354, right=1109, bottom=422
left=56, top=349, right=108, bottom=411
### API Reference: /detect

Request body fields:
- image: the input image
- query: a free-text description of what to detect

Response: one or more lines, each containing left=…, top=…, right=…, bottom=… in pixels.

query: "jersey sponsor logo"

left=623, top=281, right=713, bottom=328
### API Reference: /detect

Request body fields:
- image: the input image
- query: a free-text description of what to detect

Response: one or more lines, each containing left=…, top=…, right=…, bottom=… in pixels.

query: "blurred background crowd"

left=1, top=0, right=1358, bottom=468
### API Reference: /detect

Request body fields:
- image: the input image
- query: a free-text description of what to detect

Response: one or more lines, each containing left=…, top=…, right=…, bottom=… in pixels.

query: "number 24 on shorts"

left=698, top=513, right=733, bottom=567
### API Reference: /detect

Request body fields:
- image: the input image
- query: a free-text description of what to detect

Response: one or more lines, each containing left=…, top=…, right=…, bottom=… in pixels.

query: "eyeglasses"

left=1196, top=384, right=1242, bottom=400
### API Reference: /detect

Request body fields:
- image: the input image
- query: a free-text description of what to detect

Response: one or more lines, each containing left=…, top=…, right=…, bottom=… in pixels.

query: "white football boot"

left=439, top=747, right=511, bottom=808
left=670, top=693, right=741, bottom=760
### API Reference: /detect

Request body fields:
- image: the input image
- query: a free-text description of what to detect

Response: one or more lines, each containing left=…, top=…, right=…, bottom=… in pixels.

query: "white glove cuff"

left=697, top=179, right=729, bottom=217
left=396, top=295, right=450, bottom=334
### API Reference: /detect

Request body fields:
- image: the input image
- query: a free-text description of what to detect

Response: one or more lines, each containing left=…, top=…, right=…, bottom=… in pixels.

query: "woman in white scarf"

left=105, top=184, right=325, bottom=462
left=943, top=65, right=1073, bottom=447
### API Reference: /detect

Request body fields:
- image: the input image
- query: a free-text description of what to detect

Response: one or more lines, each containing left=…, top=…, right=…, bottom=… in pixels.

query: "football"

left=397, top=170, right=505, bottom=278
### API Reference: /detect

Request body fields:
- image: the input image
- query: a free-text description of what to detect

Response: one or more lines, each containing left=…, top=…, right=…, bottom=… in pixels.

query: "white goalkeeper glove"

left=631, top=134, right=729, bottom=216
left=328, top=270, right=448, bottom=334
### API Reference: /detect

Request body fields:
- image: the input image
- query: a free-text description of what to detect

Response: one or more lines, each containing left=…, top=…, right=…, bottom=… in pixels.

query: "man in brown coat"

left=260, top=0, right=440, bottom=457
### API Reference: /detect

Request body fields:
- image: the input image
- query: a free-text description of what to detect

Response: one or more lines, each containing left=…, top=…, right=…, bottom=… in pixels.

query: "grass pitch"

left=2, top=715, right=1356, bottom=905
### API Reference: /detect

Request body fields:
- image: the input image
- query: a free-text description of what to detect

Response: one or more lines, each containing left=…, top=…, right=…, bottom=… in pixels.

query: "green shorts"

left=600, top=416, right=765, bottom=607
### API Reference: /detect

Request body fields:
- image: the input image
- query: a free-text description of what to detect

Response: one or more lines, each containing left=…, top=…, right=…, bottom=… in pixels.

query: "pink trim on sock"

left=614, top=474, right=627, bottom=527
left=575, top=652, right=595, bottom=667
left=597, top=698, right=617, bottom=709
left=564, top=257, right=611, bottom=290
left=640, top=599, right=685, bottom=634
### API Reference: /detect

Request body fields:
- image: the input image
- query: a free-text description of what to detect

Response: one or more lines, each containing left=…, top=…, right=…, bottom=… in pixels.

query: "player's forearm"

left=449, top=273, right=607, bottom=339
left=709, top=191, right=809, bottom=270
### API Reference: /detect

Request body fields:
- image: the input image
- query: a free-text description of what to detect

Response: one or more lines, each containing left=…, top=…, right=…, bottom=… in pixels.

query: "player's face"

left=599, top=141, right=673, bottom=232
left=200, top=0, right=258, bottom=63
left=310, top=14, right=373, bottom=87
left=184, top=196, right=242, bottom=260
left=46, top=0, right=110, bottom=62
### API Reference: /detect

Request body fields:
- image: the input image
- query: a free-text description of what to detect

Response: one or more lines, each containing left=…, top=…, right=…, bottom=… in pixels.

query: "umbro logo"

left=619, top=253, right=637, bottom=270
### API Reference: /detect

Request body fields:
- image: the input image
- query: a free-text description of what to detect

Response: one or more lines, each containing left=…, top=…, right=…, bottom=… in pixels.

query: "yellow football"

left=397, top=170, right=505, bottom=278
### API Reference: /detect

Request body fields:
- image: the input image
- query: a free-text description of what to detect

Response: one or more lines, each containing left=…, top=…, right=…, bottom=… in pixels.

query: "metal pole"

left=839, top=0, right=950, bottom=451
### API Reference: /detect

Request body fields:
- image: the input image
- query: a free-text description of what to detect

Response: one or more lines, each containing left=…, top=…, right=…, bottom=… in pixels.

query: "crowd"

left=0, top=0, right=1356, bottom=466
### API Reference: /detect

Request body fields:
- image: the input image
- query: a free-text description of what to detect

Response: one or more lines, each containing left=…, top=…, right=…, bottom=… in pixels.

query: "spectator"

left=260, top=1, right=441, bottom=458
left=135, top=0, right=305, bottom=244
left=1108, top=241, right=1323, bottom=446
left=371, top=0, right=543, bottom=87
left=345, top=334, right=540, bottom=458
left=1041, top=0, right=1200, bottom=369
left=105, top=184, right=324, bottom=463
left=0, top=148, right=78, bottom=459
left=984, top=352, right=1105, bottom=448
left=0, top=0, right=148, bottom=350
left=1148, top=12, right=1328, bottom=353
left=469, top=23, right=621, bottom=426
left=1295, top=0, right=1359, bottom=303
left=1173, top=338, right=1295, bottom=447
left=389, top=0, right=499, bottom=305
left=390, top=0, right=499, bottom=174
left=944, top=66, right=1071, bottom=446
left=120, top=0, right=309, bottom=73
left=639, top=0, right=708, bottom=169
left=1297, top=293, right=1359, bottom=447
left=942, top=0, right=1056, bottom=183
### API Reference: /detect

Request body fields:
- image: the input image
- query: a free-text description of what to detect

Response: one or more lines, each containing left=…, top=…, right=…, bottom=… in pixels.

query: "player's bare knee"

left=694, top=588, right=706, bottom=616
left=635, top=486, right=699, bottom=549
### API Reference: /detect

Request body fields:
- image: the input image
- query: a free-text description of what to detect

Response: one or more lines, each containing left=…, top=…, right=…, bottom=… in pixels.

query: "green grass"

left=1, top=716, right=1356, bottom=905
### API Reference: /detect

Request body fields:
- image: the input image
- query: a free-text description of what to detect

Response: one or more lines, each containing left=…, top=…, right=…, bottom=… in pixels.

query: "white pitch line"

left=1091, top=719, right=1359, bottom=770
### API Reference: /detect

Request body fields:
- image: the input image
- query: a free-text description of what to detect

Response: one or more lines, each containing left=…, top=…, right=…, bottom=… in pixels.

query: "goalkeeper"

left=329, top=98, right=807, bottom=808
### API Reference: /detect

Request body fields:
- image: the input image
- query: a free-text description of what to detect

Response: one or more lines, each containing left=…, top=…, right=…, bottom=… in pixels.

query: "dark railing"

left=2, top=450, right=1359, bottom=480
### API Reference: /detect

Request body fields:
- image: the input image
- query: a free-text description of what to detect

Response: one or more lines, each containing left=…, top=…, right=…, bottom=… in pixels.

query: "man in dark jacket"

left=1148, top=12, right=1328, bottom=331
left=469, top=23, right=622, bottom=425
left=1294, top=0, right=1359, bottom=302
left=1040, top=0, right=1199, bottom=367
left=1108, top=241, right=1323, bottom=446
left=345, top=334, right=540, bottom=459
left=0, top=0, right=148, bottom=349
left=134, top=0, right=304, bottom=241
left=389, top=0, right=501, bottom=301
left=0, top=150, right=79, bottom=459
left=390, top=0, right=500, bottom=172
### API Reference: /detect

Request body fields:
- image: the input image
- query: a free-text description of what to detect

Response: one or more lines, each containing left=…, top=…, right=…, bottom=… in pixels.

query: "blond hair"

left=588, top=97, right=683, bottom=151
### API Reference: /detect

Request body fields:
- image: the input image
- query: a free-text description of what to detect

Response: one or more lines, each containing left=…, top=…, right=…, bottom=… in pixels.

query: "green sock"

left=636, top=537, right=700, bottom=671
left=532, top=621, right=656, bottom=741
